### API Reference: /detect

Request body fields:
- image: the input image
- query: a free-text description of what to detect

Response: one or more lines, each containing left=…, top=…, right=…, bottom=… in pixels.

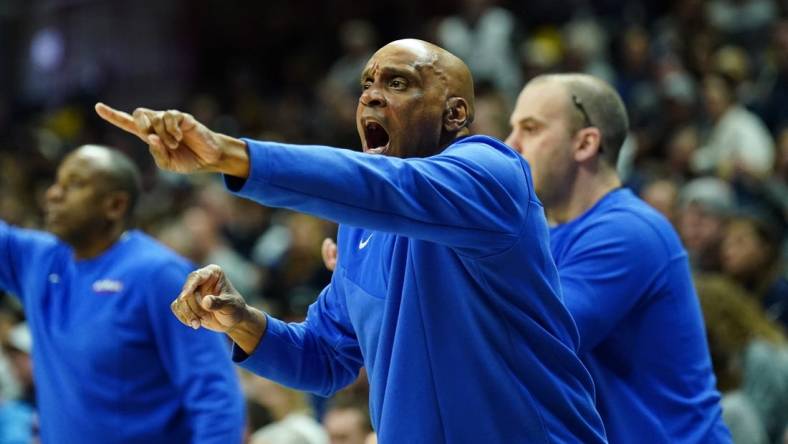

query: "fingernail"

left=191, top=320, right=200, bottom=329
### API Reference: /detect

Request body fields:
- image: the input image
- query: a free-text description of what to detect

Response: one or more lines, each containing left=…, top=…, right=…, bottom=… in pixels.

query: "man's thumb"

left=201, top=294, right=225, bottom=311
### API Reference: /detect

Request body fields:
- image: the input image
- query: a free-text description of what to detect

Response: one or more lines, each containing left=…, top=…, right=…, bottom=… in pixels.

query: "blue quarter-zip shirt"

left=227, top=135, right=607, bottom=443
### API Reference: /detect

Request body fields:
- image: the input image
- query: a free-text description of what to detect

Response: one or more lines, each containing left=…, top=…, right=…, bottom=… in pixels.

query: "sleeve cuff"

left=230, top=314, right=297, bottom=379
left=223, top=138, right=274, bottom=197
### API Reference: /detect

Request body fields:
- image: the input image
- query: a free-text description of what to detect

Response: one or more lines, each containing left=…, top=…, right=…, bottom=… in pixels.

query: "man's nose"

left=504, top=131, right=522, bottom=154
left=45, top=184, right=63, bottom=202
left=360, top=86, right=386, bottom=107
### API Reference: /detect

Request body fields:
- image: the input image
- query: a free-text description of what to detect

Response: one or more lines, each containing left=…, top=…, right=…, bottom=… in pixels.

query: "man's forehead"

left=61, top=146, right=114, bottom=174
left=365, top=42, right=435, bottom=72
left=383, top=40, right=433, bottom=60
left=512, top=81, right=569, bottom=122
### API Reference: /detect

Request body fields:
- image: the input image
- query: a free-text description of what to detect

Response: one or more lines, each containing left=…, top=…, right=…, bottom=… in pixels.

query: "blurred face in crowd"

left=677, top=203, right=726, bottom=256
left=641, top=179, right=679, bottom=222
left=702, top=76, right=732, bottom=121
left=721, top=219, right=773, bottom=280
left=357, top=39, right=472, bottom=158
left=506, top=79, right=579, bottom=207
left=324, top=407, right=370, bottom=444
left=4, top=345, right=32, bottom=388
left=44, top=146, right=126, bottom=247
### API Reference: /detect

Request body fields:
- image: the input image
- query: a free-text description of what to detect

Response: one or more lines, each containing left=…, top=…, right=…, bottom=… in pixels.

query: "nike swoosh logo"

left=359, top=233, right=373, bottom=249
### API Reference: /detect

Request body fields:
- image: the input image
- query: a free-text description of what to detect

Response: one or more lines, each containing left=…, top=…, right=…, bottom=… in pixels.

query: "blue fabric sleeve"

left=225, top=139, right=528, bottom=257
left=558, top=214, right=669, bottom=353
left=0, top=220, right=55, bottom=302
left=146, top=261, right=245, bottom=444
left=233, top=283, right=363, bottom=397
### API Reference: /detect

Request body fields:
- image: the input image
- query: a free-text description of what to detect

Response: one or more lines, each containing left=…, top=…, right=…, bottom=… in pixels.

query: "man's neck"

left=72, top=224, right=127, bottom=260
left=547, top=169, right=621, bottom=225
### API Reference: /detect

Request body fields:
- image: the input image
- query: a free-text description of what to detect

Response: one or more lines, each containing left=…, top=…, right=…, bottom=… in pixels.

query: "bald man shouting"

left=97, top=40, right=606, bottom=443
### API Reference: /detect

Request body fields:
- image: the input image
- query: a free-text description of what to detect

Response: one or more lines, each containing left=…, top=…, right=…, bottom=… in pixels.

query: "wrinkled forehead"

left=362, top=41, right=438, bottom=77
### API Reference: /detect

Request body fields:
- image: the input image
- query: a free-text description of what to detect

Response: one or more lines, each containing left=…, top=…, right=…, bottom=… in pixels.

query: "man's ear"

left=104, top=191, right=130, bottom=223
left=573, top=127, right=603, bottom=163
left=444, top=97, right=470, bottom=132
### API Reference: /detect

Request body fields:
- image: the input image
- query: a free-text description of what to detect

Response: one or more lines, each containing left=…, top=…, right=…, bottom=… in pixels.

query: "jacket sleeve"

left=224, top=139, right=530, bottom=257
left=232, top=281, right=364, bottom=397
left=146, top=260, right=246, bottom=444
left=0, top=220, right=58, bottom=303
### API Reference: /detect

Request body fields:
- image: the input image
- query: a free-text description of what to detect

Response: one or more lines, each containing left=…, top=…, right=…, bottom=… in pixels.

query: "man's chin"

left=45, top=223, right=69, bottom=241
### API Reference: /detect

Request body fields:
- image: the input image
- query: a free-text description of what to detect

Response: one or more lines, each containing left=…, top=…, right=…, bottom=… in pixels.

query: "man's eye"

left=390, top=79, right=406, bottom=89
left=361, top=81, right=372, bottom=90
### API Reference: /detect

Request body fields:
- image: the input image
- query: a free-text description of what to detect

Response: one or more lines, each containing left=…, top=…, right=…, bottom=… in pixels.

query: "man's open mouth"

left=363, top=121, right=390, bottom=154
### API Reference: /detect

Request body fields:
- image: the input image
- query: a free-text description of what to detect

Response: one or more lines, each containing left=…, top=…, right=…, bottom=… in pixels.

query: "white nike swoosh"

left=359, top=233, right=373, bottom=249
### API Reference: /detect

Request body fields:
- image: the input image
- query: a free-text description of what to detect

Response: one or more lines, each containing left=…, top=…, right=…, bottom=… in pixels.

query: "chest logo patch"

left=92, top=279, right=124, bottom=294
left=359, top=233, right=373, bottom=250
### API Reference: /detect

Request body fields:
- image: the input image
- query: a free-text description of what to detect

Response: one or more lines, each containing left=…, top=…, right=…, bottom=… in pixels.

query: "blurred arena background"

left=1, top=0, right=788, bottom=443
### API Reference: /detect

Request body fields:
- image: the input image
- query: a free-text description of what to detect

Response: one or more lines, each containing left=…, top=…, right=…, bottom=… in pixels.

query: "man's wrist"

left=226, top=305, right=267, bottom=355
left=212, top=134, right=250, bottom=178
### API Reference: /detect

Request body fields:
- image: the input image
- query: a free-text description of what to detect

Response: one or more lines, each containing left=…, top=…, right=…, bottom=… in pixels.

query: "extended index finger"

left=95, top=102, right=141, bottom=136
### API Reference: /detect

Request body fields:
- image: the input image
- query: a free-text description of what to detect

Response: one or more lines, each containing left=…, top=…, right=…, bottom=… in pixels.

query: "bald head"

left=376, top=39, right=476, bottom=123
left=357, top=39, right=475, bottom=158
left=531, top=74, right=629, bottom=167
left=69, top=145, right=142, bottom=221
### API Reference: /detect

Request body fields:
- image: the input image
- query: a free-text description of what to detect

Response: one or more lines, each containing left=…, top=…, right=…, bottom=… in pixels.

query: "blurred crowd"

left=1, top=0, right=788, bottom=442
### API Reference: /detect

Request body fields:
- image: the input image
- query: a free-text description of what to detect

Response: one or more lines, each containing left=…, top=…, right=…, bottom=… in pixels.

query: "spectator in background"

left=318, top=20, right=378, bottom=148
left=323, top=397, right=372, bottom=444
left=713, top=45, right=756, bottom=106
left=159, top=204, right=263, bottom=300
left=640, top=178, right=680, bottom=223
left=562, top=19, right=615, bottom=84
left=693, top=74, right=775, bottom=179
left=249, top=378, right=327, bottom=444
left=694, top=273, right=786, bottom=391
left=0, top=298, right=24, bottom=404
left=720, top=212, right=788, bottom=328
left=705, top=0, right=777, bottom=50
left=762, top=126, right=788, bottom=249
left=757, top=20, right=788, bottom=132
left=323, top=21, right=377, bottom=98
left=257, top=213, right=335, bottom=319
left=665, top=125, right=701, bottom=180
left=614, top=25, right=653, bottom=115
left=0, top=145, right=245, bottom=444
left=0, top=323, right=35, bottom=444
left=721, top=340, right=788, bottom=444
left=677, top=177, right=735, bottom=272
left=469, top=82, right=511, bottom=140
left=436, top=0, right=521, bottom=99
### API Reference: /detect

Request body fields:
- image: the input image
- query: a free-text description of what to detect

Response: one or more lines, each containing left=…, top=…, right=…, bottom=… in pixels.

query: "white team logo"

left=92, top=279, right=124, bottom=294
left=359, top=233, right=373, bottom=250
